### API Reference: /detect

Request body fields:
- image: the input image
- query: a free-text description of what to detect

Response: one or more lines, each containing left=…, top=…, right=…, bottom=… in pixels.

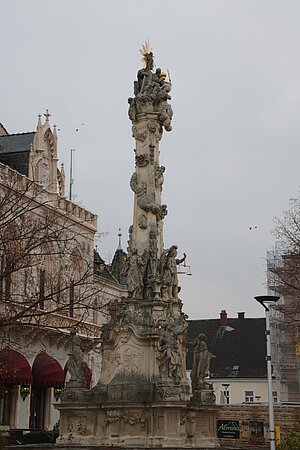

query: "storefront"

left=0, top=348, right=65, bottom=430
left=29, top=352, right=64, bottom=430
left=0, top=348, right=32, bottom=427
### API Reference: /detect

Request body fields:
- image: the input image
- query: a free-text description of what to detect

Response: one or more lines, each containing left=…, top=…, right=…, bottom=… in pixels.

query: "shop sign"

left=217, top=420, right=240, bottom=439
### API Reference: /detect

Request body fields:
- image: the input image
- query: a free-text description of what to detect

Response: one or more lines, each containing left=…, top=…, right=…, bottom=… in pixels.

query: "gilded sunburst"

left=139, top=39, right=153, bottom=68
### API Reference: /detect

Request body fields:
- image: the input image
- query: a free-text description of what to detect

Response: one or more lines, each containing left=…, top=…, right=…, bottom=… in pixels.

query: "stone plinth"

left=57, top=397, right=219, bottom=448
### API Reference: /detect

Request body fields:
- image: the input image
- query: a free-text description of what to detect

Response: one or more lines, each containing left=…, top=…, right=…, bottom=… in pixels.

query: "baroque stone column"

left=56, top=43, right=219, bottom=449
left=126, top=44, right=174, bottom=302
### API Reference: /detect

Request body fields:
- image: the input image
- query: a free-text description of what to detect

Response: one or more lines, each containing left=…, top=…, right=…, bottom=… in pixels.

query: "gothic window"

left=39, top=269, right=45, bottom=310
left=4, top=264, right=11, bottom=302
left=92, top=299, right=98, bottom=324
left=69, top=282, right=74, bottom=318
left=68, top=248, right=84, bottom=319
left=55, top=276, right=61, bottom=307
left=38, top=245, right=57, bottom=311
left=0, top=257, right=12, bottom=302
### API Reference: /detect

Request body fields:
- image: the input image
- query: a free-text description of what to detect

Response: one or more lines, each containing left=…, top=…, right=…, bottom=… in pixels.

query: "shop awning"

left=0, top=347, right=32, bottom=385
left=64, top=364, right=92, bottom=389
left=32, top=352, right=64, bottom=387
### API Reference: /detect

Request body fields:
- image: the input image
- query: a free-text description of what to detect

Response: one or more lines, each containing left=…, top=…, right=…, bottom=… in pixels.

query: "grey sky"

left=1, top=0, right=300, bottom=319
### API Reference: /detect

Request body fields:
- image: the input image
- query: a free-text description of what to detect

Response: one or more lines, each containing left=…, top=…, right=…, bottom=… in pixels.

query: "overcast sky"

left=1, top=0, right=300, bottom=319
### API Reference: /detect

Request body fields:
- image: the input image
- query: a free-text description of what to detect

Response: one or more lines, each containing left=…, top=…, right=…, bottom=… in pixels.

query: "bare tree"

left=0, top=161, right=115, bottom=346
left=268, top=197, right=300, bottom=321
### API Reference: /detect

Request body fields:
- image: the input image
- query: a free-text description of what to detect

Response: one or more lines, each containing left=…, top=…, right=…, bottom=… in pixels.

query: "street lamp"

left=254, top=295, right=280, bottom=450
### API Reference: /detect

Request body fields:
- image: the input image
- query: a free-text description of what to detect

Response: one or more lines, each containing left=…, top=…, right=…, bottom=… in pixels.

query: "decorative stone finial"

left=37, top=114, right=42, bottom=129
left=53, top=124, right=57, bottom=139
left=44, top=109, right=51, bottom=122
left=118, top=228, right=122, bottom=250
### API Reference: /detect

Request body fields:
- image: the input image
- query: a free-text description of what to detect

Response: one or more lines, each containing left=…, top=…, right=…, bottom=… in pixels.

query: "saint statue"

left=161, top=245, right=186, bottom=300
left=125, top=249, right=148, bottom=299
left=159, top=323, right=181, bottom=380
left=190, top=333, right=214, bottom=390
left=66, top=331, right=89, bottom=388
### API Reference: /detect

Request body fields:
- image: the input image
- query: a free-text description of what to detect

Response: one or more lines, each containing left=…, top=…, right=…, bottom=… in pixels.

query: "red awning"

left=0, top=348, right=32, bottom=385
left=64, top=364, right=92, bottom=389
left=32, top=352, right=64, bottom=387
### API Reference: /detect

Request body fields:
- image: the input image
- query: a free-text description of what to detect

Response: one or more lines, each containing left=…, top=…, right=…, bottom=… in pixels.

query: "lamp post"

left=254, top=295, right=280, bottom=450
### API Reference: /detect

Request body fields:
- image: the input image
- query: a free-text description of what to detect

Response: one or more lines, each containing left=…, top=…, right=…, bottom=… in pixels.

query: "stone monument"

left=56, top=41, right=219, bottom=448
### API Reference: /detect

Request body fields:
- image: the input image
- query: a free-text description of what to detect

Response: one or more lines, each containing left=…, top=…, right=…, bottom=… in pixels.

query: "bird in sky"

left=75, top=124, right=85, bottom=132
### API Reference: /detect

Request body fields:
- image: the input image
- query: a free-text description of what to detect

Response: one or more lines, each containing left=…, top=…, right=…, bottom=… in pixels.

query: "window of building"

left=0, top=385, right=14, bottom=425
left=250, top=421, right=264, bottom=438
left=39, top=269, right=45, bottom=309
left=55, top=275, right=61, bottom=307
left=92, top=299, right=98, bottom=324
left=4, top=265, right=11, bottom=302
left=244, top=390, right=255, bottom=403
left=0, top=258, right=12, bottom=302
left=230, top=365, right=240, bottom=377
left=69, top=282, right=74, bottom=318
left=220, top=389, right=230, bottom=404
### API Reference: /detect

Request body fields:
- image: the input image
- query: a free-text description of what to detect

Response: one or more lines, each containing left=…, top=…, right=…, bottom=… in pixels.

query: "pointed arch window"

left=0, top=257, right=13, bottom=302
left=39, top=269, right=45, bottom=309
left=69, top=281, right=74, bottom=318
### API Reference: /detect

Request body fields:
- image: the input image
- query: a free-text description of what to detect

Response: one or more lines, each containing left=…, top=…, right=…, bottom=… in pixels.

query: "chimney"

left=220, top=310, right=227, bottom=326
left=238, top=312, right=245, bottom=319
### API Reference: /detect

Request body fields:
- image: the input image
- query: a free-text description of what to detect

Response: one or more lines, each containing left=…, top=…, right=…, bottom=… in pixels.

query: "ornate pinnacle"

left=44, top=109, right=51, bottom=122
left=118, top=228, right=122, bottom=250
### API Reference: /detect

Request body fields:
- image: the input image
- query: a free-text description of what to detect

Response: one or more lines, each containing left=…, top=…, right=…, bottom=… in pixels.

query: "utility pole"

left=69, top=149, right=75, bottom=201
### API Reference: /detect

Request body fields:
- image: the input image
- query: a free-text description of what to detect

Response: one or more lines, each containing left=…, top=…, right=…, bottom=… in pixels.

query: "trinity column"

left=56, top=42, right=219, bottom=449
left=126, top=40, right=179, bottom=303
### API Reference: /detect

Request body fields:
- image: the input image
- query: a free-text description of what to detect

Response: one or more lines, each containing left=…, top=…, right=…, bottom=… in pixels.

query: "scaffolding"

left=267, top=246, right=300, bottom=403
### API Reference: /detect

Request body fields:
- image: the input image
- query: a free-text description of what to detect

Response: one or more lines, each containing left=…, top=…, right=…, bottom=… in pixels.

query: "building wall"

left=213, top=379, right=280, bottom=405
left=216, top=404, right=300, bottom=447
left=0, top=116, right=127, bottom=431
left=186, top=372, right=280, bottom=405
